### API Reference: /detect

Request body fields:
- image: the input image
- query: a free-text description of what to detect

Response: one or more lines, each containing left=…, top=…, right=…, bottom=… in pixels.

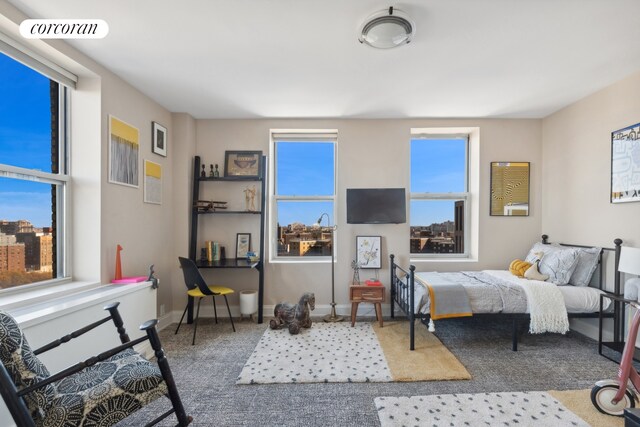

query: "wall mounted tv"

left=346, top=188, right=406, bottom=224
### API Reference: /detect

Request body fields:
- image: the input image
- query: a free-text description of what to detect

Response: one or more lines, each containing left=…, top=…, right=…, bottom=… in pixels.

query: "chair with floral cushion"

left=0, top=302, right=192, bottom=427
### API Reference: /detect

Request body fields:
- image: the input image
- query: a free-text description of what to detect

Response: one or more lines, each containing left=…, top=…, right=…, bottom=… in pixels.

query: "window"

left=270, top=131, right=337, bottom=260
left=410, top=135, right=469, bottom=256
left=0, top=52, right=69, bottom=289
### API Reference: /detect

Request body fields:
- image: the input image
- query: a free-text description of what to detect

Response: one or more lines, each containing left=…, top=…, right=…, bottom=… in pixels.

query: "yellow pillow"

left=509, top=259, right=531, bottom=278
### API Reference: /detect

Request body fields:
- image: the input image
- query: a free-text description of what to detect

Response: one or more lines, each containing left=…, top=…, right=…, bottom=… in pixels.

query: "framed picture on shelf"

left=611, top=122, right=640, bottom=204
left=224, top=150, right=262, bottom=178
left=236, top=233, right=251, bottom=259
left=356, top=236, right=381, bottom=269
left=152, top=121, right=167, bottom=157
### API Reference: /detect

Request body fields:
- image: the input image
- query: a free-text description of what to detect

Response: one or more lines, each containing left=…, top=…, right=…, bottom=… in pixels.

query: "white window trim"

left=409, top=129, right=476, bottom=260
left=269, top=130, right=337, bottom=263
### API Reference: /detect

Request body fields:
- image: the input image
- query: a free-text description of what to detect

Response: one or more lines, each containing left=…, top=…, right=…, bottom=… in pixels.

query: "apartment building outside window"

left=270, top=131, right=337, bottom=260
left=0, top=52, right=70, bottom=289
left=410, top=134, right=469, bottom=257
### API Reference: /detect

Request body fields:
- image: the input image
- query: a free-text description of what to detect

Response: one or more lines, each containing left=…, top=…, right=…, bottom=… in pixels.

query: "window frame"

left=269, top=130, right=337, bottom=263
left=0, top=61, right=71, bottom=291
left=409, top=133, right=470, bottom=259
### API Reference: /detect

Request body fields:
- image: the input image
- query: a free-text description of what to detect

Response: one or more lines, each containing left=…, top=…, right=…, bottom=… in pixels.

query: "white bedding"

left=489, top=270, right=611, bottom=313
left=413, top=270, right=611, bottom=315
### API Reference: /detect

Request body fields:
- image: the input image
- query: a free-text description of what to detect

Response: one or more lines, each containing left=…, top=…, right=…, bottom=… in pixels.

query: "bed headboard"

left=540, top=234, right=622, bottom=294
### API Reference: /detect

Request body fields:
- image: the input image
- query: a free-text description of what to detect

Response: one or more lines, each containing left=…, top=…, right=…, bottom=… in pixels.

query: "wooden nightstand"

left=350, top=283, right=385, bottom=327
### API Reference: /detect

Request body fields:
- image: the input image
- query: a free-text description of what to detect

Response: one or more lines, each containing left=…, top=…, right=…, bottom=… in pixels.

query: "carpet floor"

left=119, top=317, right=628, bottom=426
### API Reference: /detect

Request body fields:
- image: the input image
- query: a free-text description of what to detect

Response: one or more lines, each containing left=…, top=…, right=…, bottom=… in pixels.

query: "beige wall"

left=193, top=119, right=543, bottom=311
left=0, top=2, right=177, bottom=317
left=542, top=71, right=640, bottom=249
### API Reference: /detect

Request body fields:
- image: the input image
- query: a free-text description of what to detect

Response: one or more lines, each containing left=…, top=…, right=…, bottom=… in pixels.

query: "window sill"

left=409, top=257, right=478, bottom=264
left=269, top=258, right=333, bottom=264
left=0, top=280, right=154, bottom=328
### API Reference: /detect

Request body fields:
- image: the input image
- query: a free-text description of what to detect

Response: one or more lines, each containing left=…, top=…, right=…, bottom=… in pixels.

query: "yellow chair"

left=176, top=257, right=236, bottom=345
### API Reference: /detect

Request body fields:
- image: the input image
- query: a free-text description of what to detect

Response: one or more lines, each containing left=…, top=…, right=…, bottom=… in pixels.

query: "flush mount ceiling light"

left=358, top=6, right=415, bottom=49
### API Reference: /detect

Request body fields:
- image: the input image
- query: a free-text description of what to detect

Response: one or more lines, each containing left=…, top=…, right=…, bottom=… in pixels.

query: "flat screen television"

left=346, top=188, right=406, bottom=224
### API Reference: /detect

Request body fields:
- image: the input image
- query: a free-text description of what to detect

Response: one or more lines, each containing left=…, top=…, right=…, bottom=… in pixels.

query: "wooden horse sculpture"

left=269, top=292, right=315, bottom=334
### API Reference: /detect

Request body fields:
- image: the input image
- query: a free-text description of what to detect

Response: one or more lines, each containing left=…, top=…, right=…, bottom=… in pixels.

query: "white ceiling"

left=9, top=0, right=640, bottom=119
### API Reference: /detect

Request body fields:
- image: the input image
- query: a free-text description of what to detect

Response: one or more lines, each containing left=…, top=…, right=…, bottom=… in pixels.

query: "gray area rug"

left=375, top=391, right=589, bottom=427
left=119, top=317, right=626, bottom=426
left=236, top=322, right=392, bottom=384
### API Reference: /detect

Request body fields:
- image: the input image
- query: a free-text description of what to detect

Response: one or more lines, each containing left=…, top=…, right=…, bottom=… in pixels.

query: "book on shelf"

left=206, top=240, right=213, bottom=262
left=213, top=242, right=220, bottom=261
left=365, top=279, right=382, bottom=286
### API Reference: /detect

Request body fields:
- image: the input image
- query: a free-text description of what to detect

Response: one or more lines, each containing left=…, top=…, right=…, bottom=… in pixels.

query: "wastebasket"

left=239, top=290, right=258, bottom=321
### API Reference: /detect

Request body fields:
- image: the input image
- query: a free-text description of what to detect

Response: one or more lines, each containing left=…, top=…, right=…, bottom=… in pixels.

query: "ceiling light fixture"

left=358, top=6, right=415, bottom=49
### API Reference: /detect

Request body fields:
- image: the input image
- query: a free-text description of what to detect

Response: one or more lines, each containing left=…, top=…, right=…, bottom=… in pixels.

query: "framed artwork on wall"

left=356, top=235, right=381, bottom=269
left=152, top=121, right=167, bottom=157
left=109, top=115, right=139, bottom=188
left=224, top=150, right=262, bottom=178
left=143, top=160, right=162, bottom=204
left=611, top=122, right=640, bottom=204
left=490, top=162, right=530, bottom=216
left=236, top=233, right=251, bottom=259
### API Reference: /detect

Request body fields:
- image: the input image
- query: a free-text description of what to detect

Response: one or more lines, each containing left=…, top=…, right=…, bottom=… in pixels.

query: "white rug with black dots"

left=374, top=391, right=589, bottom=427
left=236, top=322, right=392, bottom=384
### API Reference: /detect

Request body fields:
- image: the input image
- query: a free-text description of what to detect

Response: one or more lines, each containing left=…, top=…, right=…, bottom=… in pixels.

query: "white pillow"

left=624, top=277, right=640, bottom=300
left=525, top=242, right=579, bottom=285
left=569, top=247, right=601, bottom=287
left=540, top=249, right=580, bottom=285
left=525, top=242, right=555, bottom=262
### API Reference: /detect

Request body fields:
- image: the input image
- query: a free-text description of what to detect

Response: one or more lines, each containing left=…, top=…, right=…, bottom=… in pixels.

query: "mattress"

left=412, top=270, right=611, bottom=315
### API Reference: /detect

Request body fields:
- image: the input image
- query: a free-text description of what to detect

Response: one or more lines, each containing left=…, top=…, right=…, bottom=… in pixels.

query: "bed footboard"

left=390, top=254, right=417, bottom=350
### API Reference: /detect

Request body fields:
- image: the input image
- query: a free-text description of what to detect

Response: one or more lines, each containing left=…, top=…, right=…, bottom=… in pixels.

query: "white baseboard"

left=158, top=303, right=395, bottom=329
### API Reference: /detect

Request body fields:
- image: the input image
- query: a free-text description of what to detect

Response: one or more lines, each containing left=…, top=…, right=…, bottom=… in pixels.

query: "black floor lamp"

left=317, top=213, right=344, bottom=322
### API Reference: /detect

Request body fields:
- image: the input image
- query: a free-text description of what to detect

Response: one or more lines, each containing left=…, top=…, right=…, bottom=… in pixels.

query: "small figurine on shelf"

left=200, top=164, right=206, bottom=178
left=244, top=185, right=257, bottom=211
left=209, top=164, right=215, bottom=177
left=213, top=164, right=220, bottom=177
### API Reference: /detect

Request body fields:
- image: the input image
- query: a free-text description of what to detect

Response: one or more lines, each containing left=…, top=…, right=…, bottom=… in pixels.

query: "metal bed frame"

left=390, top=235, right=622, bottom=351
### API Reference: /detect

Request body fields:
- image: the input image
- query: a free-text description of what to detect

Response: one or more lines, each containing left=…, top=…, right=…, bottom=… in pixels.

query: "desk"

left=350, top=283, right=385, bottom=327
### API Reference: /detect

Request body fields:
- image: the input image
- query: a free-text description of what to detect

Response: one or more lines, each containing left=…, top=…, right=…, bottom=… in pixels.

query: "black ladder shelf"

left=188, top=155, right=266, bottom=323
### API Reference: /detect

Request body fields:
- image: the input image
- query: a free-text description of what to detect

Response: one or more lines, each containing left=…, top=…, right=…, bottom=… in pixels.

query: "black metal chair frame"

left=176, top=257, right=236, bottom=345
left=0, top=302, right=192, bottom=427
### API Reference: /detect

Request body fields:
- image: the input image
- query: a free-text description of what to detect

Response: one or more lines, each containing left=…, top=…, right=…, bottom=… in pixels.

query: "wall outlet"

left=159, top=304, right=165, bottom=316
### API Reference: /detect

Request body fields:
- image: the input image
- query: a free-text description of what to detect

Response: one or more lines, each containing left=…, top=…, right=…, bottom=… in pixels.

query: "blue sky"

left=1, top=51, right=464, bottom=230
left=0, top=53, right=53, bottom=228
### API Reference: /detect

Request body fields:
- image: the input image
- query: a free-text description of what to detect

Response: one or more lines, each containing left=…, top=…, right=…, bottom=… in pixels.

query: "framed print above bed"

left=611, top=122, right=640, bottom=204
left=490, top=162, right=530, bottom=216
left=356, top=236, right=381, bottom=269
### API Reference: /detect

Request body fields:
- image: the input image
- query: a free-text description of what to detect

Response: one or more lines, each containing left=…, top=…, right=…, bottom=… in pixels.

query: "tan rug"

left=550, top=389, right=624, bottom=427
left=373, top=321, right=471, bottom=381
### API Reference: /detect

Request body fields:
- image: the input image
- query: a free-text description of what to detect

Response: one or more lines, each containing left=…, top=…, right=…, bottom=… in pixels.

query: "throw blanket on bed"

left=514, top=278, right=570, bottom=334
left=416, top=272, right=472, bottom=320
